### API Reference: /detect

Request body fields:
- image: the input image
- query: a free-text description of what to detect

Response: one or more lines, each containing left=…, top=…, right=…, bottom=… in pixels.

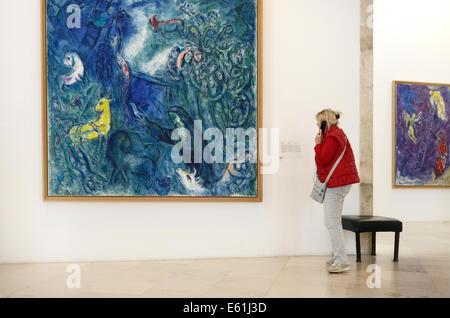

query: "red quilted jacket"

left=314, top=125, right=360, bottom=188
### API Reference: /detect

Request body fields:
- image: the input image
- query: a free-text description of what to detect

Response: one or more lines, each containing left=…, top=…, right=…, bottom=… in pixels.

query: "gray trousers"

left=323, top=184, right=352, bottom=265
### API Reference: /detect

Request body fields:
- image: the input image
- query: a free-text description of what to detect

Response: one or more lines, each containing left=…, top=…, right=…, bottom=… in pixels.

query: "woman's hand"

left=315, top=130, right=323, bottom=145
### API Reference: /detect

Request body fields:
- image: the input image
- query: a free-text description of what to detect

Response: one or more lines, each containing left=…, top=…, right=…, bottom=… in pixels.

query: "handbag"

left=310, top=137, right=347, bottom=204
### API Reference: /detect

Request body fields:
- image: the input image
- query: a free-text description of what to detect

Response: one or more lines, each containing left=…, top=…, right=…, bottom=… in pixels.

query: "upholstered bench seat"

left=342, top=215, right=403, bottom=263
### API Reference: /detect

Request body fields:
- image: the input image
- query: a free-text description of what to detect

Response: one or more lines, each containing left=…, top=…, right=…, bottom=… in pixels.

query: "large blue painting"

left=43, top=0, right=260, bottom=199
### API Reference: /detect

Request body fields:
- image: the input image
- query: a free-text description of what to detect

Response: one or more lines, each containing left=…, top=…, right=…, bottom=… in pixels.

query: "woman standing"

left=314, top=109, right=360, bottom=273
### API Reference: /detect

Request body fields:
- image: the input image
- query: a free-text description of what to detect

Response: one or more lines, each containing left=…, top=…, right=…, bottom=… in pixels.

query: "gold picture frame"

left=42, top=0, right=263, bottom=201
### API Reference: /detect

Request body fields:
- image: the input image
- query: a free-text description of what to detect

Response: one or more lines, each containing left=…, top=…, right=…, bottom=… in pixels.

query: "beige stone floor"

left=1, top=222, right=449, bottom=298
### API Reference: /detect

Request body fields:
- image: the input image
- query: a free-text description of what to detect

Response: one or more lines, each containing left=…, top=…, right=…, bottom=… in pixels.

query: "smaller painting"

left=393, top=81, right=450, bottom=187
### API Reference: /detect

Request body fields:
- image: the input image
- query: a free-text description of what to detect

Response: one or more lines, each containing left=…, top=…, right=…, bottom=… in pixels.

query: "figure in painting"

left=430, top=90, right=448, bottom=122
left=403, top=111, right=422, bottom=144
left=434, top=130, right=449, bottom=179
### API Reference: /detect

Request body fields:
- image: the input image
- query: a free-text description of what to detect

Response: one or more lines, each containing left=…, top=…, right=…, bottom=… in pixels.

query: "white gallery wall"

left=374, top=0, right=450, bottom=221
left=0, top=0, right=360, bottom=263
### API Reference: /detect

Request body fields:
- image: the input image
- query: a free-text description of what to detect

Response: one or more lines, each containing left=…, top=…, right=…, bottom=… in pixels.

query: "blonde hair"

left=315, top=108, right=343, bottom=129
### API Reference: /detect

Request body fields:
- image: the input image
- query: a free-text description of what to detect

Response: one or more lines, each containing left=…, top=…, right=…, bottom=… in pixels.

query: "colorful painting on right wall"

left=393, top=81, right=450, bottom=187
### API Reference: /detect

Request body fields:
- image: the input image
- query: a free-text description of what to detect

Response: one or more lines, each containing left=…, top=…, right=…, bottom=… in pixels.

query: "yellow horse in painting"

left=70, top=97, right=111, bottom=144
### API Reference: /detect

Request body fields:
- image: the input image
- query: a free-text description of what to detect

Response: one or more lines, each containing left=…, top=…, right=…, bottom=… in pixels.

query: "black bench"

left=342, top=215, right=403, bottom=263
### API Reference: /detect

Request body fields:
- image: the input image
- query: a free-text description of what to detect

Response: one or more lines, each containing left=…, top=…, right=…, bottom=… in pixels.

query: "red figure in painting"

left=434, top=131, right=449, bottom=179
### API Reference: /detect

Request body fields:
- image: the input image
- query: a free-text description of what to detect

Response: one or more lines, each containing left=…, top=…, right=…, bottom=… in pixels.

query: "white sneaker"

left=326, top=259, right=334, bottom=267
left=327, top=263, right=350, bottom=273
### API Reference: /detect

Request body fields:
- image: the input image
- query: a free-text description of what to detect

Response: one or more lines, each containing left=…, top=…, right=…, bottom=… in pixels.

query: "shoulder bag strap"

left=324, top=136, right=347, bottom=185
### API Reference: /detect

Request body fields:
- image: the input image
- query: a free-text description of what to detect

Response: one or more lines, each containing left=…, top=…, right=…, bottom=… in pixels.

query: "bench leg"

left=355, top=232, right=361, bottom=263
left=371, top=232, right=376, bottom=256
left=394, top=232, right=400, bottom=262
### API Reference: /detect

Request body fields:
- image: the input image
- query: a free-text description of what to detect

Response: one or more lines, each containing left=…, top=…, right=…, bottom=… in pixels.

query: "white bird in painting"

left=176, top=168, right=209, bottom=195
left=62, top=52, right=84, bottom=86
